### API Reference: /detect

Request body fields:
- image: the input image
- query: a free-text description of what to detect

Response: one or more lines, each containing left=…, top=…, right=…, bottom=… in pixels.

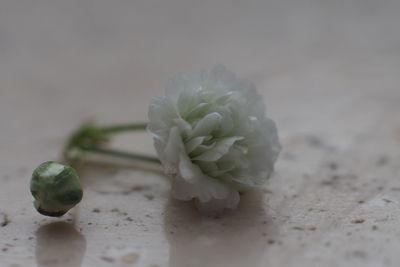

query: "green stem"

left=64, top=121, right=159, bottom=165
left=80, top=146, right=161, bottom=164
left=97, top=123, right=148, bottom=134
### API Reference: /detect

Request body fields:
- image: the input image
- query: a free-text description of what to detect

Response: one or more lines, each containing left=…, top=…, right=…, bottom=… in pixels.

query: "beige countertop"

left=1, top=0, right=400, bottom=266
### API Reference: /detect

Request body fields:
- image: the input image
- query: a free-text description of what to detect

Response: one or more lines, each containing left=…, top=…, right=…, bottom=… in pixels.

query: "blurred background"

left=1, top=0, right=400, bottom=266
left=1, top=0, right=399, bottom=154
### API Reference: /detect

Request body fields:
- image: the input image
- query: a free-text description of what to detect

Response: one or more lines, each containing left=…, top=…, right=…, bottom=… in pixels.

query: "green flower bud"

left=30, top=161, right=83, bottom=217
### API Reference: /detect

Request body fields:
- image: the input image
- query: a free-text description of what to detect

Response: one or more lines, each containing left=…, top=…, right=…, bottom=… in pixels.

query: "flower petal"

left=173, top=118, right=192, bottom=137
left=171, top=176, right=231, bottom=202
left=161, top=126, right=184, bottom=175
left=178, top=153, right=202, bottom=182
left=165, top=71, right=206, bottom=100
left=193, top=136, right=244, bottom=161
left=191, top=112, right=221, bottom=137
left=177, top=88, right=201, bottom=117
left=185, top=136, right=206, bottom=154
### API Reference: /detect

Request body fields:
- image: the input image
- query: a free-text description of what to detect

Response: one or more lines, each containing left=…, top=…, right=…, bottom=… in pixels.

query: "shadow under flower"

left=35, top=222, right=86, bottom=267
left=164, top=189, right=277, bottom=267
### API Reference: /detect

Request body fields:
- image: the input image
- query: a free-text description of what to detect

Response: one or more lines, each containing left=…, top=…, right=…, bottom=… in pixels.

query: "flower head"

left=148, top=66, right=280, bottom=211
left=30, top=161, right=83, bottom=217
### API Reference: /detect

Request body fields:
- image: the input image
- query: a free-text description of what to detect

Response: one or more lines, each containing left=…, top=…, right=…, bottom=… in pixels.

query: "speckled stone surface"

left=1, top=0, right=400, bottom=266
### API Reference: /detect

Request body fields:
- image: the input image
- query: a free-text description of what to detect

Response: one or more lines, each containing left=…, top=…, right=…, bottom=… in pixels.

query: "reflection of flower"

left=148, top=66, right=281, bottom=211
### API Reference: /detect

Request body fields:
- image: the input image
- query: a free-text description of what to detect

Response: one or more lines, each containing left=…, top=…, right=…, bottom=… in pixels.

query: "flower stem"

left=79, top=146, right=161, bottom=164
left=63, top=121, right=160, bottom=165
left=97, top=123, right=148, bottom=134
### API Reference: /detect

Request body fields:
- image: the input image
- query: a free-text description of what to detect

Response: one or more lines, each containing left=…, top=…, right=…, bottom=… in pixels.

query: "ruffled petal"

left=185, top=136, right=206, bottom=154
left=193, top=136, right=244, bottom=161
left=161, top=126, right=184, bottom=175
left=191, top=112, right=221, bottom=137
left=171, top=175, right=231, bottom=203
left=178, top=153, right=202, bottom=182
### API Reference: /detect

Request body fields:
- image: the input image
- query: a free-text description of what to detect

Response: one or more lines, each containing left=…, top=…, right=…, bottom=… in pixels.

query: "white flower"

left=147, top=65, right=281, bottom=211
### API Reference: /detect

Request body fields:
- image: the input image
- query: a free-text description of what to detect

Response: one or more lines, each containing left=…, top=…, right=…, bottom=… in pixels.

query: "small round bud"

left=30, top=161, right=83, bottom=217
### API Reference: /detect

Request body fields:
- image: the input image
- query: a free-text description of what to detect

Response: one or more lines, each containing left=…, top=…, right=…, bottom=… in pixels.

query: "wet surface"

left=36, top=222, right=86, bottom=267
left=164, top=190, right=275, bottom=267
left=1, top=0, right=400, bottom=266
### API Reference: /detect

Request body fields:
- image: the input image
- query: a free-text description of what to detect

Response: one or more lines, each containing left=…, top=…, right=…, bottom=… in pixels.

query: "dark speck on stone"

left=145, top=194, right=154, bottom=200
left=376, top=155, right=389, bottom=166
left=351, top=219, right=365, bottom=224
left=262, top=188, right=273, bottom=194
left=131, top=185, right=151, bottom=191
left=92, top=208, right=100, bottom=213
left=329, top=162, right=338, bottom=170
left=0, top=213, right=10, bottom=227
left=352, top=250, right=367, bottom=258
left=101, top=256, right=115, bottom=263
left=305, top=135, right=323, bottom=147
